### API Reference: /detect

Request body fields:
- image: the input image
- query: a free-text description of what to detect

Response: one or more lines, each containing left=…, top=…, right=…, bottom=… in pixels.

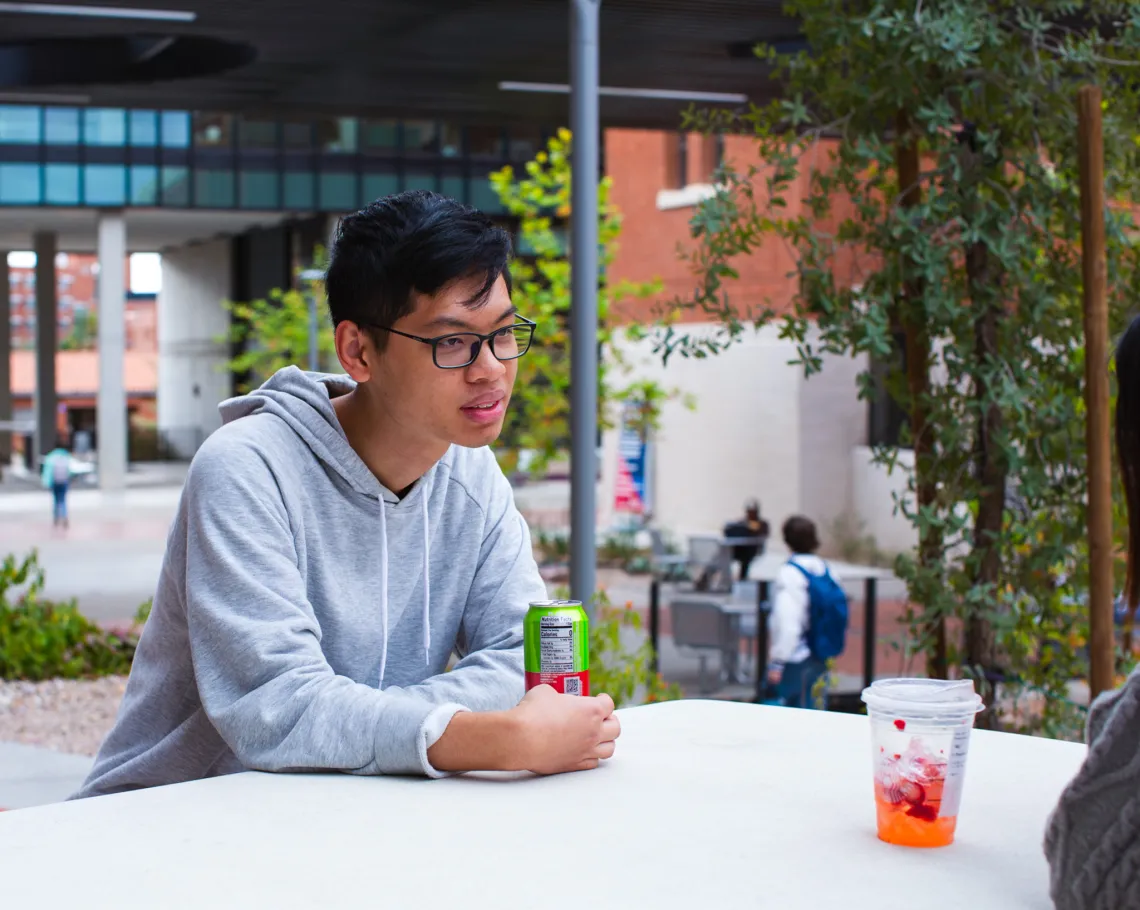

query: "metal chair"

left=688, top=535, right=733, bottom=593
left=647, top=528, right=690, bottom=582
left=669, top=597, right=737, bottom=693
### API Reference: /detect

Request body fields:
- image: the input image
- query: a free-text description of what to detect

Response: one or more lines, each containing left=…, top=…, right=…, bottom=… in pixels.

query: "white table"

left=0, top=700, right=1085, bottom=909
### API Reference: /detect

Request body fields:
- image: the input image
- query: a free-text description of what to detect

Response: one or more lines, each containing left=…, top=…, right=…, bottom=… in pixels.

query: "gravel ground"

left=0, top=677, right=126, bottom=756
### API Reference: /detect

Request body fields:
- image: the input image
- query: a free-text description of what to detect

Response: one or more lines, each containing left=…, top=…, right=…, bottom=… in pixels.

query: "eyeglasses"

left=361, top=317, right=537, bottom=369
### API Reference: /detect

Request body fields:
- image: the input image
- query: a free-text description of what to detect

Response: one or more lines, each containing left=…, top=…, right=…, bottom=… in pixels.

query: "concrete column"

left=158, top=239, right=232, bottom=458
left=97, top=211, right=127, bottom=491
left=0, top=252, right=10, bottom=463
left=33, top=231, right=57, bottom=464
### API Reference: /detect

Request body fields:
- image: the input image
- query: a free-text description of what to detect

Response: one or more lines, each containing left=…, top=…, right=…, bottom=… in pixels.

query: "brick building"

left=598, top=129, right=900, bottom=554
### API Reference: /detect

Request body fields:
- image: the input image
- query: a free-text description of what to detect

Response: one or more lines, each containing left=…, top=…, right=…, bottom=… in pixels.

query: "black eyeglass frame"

left=359, top=316, right=537, bottom=369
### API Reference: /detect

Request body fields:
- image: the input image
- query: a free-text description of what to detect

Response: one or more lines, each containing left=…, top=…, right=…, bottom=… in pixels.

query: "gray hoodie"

left=73, top=366, right=546, bottom=799
left=1045, top=668, right=1140, bottom=908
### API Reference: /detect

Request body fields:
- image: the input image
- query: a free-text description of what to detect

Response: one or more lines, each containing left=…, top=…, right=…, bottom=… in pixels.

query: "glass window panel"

left=239, top=119, right=277, bottom=150
left=160, top=112, right=190, bottom=148
left=319, top=172, right=355, bottom=210
left=44, top=108, right=79, bottom=144
left=130, top=165, right=159, bottom=205
left=0, top=106, right=40, bottom=144
left=469, top=177, right=505, bottom=214
left=441, top=175, right=464, bottom=202
left=45, top=164, right=79, bottom=205
left=283, top=171, right=314, bottom=208
left=508, top=125, right=544, bottom=161
left=193, top=113, right=232, bottom=148
left=0, top=164, right=40, bottom=203
left=403, top=171, right=438, bottom=192
left=467, top=125, right=505, bottom=159
left=161, top=166, right=190, bottom=205
left=128, top=110, right=158, bottom=147
left=361, top=172, right=398, bottom=204
left=84, top=164, right=126, bottom=205
left=240, top=170, right=278, bottom=208
left=440, top=124, right=462, bottom=158
left=361, top=120, right=398, bottom=153
left=404, top=121, right=438, bottom=155
left=320, top=118, right=357, bottom=154
left=83, top=109, right=126, bottom=146
left=282, top=122, right=312, bottom=150
left=194, top=169, right=235, bottom=207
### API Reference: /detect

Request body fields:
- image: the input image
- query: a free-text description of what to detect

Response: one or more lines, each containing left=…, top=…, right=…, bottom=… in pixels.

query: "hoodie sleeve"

left=397, top=452, right=546, bottom=712
left=1044, top=667, right=1140, bottom=909
left=182, top=442, right=467, bottom=779
left=769, top=562, right=809, bottom=669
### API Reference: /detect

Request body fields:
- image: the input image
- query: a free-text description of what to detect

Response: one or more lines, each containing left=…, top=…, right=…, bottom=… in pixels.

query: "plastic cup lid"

left=860, top=677, right=983, bottom=717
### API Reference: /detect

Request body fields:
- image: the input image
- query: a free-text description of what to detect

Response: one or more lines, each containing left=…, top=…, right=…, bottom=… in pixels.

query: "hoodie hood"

left=219, top=365, right=397, bottom=501
left=219, top=365, right=434, bottom=685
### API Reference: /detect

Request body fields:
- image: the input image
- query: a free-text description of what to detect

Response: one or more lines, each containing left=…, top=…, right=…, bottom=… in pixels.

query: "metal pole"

left=863, top=577, right=878, bottom=691
left=754, top=580, right=770, bottom=703
left=649, top=577, right=660, bottom=674
left=569, top=0, right=600, bottom=607
left=1077, top=84, right=1115, bottom=700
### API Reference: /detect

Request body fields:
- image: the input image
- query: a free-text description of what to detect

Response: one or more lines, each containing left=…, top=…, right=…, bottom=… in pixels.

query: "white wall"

left=599, top=323, right=802, bottom=541
left=157, top=239, right=232, bottom=457
left=596, top=322, right=876, bottom=558
left=799, top=349, right=869, bottom=549
left=851, top=445, right=915, bottom=554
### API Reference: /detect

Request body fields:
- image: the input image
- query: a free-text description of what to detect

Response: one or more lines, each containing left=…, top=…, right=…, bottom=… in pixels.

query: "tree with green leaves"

left=658, top=1, right=1140, bottom=736
left=490, top=127, right=680, bottom=477
left=222, top=259, right=335, bottom=393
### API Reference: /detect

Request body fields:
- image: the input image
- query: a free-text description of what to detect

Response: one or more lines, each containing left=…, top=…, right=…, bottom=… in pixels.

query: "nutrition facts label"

left=939, top=726, right=972, bottom=818
left=539, top=616, right=576, bottom=673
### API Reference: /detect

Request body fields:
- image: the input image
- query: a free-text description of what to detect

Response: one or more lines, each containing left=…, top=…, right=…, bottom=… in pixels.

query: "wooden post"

left=1077, top=84, right=1116, bottom=701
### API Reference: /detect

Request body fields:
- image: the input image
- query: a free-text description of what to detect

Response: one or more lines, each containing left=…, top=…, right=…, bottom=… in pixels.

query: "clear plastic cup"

left=860, top=678, right=984, bottom=848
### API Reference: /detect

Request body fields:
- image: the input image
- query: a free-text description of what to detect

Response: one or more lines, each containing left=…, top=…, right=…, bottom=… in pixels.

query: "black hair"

left=783, top=515, right=820, bottom=555
left=1117, top=314, right=1140, bottom=609
left=324, top=190, right=513, bottom=348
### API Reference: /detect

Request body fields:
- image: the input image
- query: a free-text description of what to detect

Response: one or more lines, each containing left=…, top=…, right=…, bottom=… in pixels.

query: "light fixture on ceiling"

left=0, top=90, right=92, bottom=103
left=498, top=81, right=748, bottom=104
left=0, top=2, right=195, bottom=21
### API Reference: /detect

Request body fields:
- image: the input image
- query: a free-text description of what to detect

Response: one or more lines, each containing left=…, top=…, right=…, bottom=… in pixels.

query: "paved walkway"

left=0, top=743, right=92, bottom=810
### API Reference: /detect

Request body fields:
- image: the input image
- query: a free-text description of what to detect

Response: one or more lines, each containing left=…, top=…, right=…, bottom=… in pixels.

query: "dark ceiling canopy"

left=0, top=0, right=798, bottom=129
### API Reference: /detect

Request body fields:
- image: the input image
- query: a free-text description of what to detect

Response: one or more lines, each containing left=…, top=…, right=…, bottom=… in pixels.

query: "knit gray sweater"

left=1045, top=667, right=1140, bottom=907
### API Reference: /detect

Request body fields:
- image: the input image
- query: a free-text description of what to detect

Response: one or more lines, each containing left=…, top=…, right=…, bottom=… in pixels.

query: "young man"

left=74, top=190, right=620, bottom=799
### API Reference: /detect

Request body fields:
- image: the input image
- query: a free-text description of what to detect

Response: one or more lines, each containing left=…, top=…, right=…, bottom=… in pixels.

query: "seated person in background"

left=767, top=515, right=835, bottom=709
left=1045, top=312, right=1140, bottom=909
left=72, top=190, right=620, bottom=800
left=723, top=498, right=770, bottom=581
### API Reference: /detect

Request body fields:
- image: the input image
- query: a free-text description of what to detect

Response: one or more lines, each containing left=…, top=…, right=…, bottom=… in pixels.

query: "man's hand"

left=426, top=686, right=621, bottom=775
left=511, top=685, right=621, bottom=774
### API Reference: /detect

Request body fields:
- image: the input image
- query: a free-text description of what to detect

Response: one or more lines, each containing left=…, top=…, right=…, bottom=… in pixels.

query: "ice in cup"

left=860, top=678, right=984, bottom=848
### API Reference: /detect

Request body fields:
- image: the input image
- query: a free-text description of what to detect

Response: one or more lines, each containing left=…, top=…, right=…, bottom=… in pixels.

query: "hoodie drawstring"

left=376, top=488, right=432, bottom=690
left=377, top=495, right=390, bottom=689
left=421, top=491, right=431, bottom=665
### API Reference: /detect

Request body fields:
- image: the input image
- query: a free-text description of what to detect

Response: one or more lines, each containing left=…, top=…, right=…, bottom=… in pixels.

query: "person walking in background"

left=767, top=515, right=848, bottom=709
left=40, top=438, right=73, bottom=530
left=1045, top=313, right=1140, bottom=909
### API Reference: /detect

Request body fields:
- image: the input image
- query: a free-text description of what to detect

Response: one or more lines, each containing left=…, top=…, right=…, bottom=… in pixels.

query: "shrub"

left=0, top=551, right=147, bottom=681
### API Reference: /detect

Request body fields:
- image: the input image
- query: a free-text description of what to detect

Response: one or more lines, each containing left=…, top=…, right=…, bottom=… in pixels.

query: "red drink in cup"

left=861, top=679, right=983, bottom=848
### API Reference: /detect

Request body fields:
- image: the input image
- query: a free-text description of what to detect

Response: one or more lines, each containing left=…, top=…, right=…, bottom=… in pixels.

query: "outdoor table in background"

left=0, top=700, right=1084, bottom=909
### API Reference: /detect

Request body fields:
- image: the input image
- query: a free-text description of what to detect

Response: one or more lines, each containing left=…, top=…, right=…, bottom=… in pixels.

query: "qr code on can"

left=564, top=677, right=582, bottom=696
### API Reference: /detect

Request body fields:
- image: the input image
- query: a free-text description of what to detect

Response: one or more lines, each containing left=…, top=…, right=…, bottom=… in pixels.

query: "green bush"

left=0, top=551, right=147, bottom=681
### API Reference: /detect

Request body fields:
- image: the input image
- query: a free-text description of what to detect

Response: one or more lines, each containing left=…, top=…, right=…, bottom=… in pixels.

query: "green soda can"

left=524, top=599, right=590, bottom=696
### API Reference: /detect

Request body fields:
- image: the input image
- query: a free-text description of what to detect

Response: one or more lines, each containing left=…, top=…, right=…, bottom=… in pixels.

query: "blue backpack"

left=787, top=561, right=849, bottom=661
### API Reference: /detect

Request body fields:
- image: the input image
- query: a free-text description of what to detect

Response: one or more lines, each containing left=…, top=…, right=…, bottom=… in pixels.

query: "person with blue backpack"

left=767, top=515, right=850, bottom=709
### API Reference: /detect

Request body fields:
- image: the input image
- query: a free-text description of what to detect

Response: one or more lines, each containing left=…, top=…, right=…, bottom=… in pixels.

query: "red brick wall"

left=605, top=129, right=869, bottom=326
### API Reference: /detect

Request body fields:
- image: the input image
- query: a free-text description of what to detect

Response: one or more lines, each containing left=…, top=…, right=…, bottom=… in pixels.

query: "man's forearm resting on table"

left=427, top=710, right=523, bottom=773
